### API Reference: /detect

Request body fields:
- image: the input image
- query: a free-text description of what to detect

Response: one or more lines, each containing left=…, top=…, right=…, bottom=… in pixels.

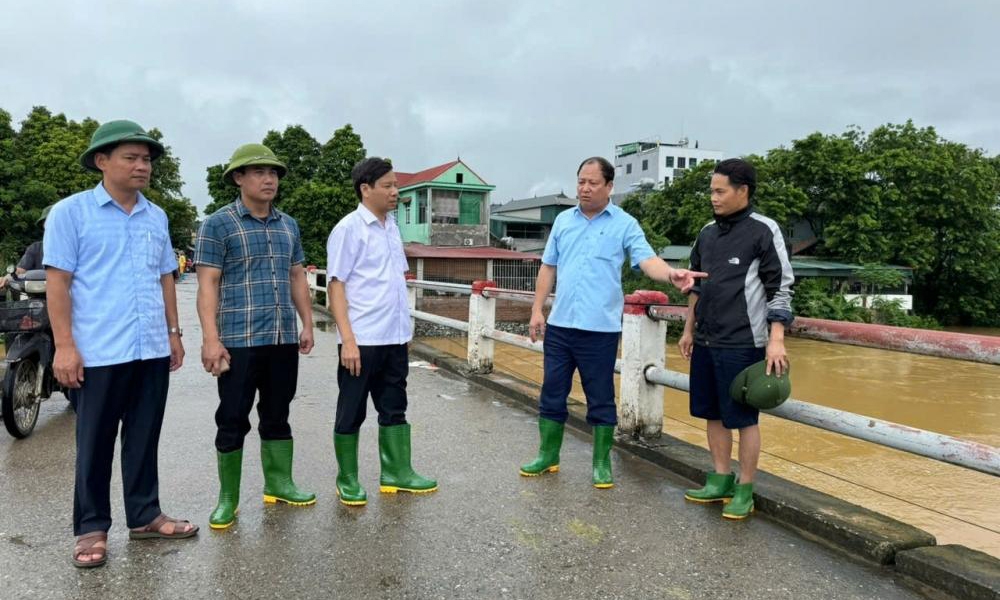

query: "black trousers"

left=335, top=344, right=408, bottom=435
left=215, top=344, right=299, bottom=452
left=70, top=357, right=170, bottom=536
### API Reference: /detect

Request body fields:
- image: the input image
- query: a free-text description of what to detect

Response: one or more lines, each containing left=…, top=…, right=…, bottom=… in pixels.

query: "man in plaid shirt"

left=194, top=143, right=316, bottom=530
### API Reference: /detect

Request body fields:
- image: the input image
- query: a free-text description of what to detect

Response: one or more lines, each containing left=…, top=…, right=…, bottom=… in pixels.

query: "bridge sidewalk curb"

left=410, top=340, right=1000, bottom=600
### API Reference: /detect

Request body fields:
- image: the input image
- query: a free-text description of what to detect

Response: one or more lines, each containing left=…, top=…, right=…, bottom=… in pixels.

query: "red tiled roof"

left=404, top=244, right=540, bottom=260
left=396, top=161, right=460, bottom=188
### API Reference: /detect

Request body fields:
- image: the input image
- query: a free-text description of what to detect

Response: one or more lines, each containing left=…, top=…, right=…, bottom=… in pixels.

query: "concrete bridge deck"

left=0, top=280, right=931, bottom=599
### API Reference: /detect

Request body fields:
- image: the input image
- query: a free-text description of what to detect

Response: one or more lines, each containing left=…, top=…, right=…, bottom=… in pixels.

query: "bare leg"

left=737, top=424, right=761, bottom=483
left=706, top=420, right=733, bottom=474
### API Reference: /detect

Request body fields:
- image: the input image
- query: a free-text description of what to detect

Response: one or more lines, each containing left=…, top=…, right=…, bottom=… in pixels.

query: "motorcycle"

left=0, top=268, right=67, bottom=438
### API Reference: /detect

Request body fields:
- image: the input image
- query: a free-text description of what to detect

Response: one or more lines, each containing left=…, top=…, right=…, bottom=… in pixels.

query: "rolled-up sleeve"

left=42, top=201, right=78, bottom=273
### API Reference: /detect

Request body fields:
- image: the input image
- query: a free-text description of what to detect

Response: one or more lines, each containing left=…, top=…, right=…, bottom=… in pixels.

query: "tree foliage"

left=620, top=121, right=1000, bottom=326
left=204, top=123, right=366, bottom=266
left=0, top=106, right=198, bottom=264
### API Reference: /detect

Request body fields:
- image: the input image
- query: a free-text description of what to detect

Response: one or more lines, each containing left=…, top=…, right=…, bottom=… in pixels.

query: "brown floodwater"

left=421, top=334, right=1000, bottom=559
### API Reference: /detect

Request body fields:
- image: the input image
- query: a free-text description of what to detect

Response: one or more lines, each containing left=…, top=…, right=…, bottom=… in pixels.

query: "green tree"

left=0, top=106, right=197, bottom=263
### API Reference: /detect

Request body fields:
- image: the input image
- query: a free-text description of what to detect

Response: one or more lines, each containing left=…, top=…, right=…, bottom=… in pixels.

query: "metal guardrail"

left=305, top=271, right=1000, bottom=476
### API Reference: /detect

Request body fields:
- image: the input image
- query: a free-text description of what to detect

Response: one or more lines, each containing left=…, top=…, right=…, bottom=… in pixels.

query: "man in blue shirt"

left=520, top=157, right=706, bottom=488
left=44, top=120, right=198, bottom=569
left=195, top=144, right=316, bottom=530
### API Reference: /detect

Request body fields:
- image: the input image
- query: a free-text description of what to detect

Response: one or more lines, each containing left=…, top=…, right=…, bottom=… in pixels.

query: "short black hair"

left=351, top=157, right=393, bottom=199
left=713, top=158, right=757, bottom=199
left=577, top=156, right=615, bottom=183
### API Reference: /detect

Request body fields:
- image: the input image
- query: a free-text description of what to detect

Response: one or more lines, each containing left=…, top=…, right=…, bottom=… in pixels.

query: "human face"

left=95, top=142, right=153, bottom=193
left=233, top=165, right=281, bottom=203
left=576, top=162, right=612, bottom=217
left=710, top=173, right=749, bottom=217
left=361, top=170, right=399, bottom=217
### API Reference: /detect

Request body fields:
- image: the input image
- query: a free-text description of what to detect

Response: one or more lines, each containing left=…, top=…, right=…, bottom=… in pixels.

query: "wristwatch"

left=168, top=326, right=183, bottom=337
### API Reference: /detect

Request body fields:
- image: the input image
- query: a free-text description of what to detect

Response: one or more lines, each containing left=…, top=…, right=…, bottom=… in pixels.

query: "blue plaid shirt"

left=194, top=200, right=305, bottom=348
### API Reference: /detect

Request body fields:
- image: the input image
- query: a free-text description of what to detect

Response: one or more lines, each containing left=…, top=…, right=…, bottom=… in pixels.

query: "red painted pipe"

left=645, top=304, right=1000, bottom=365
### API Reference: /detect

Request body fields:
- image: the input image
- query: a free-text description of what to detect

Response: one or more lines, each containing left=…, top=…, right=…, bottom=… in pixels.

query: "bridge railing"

left=304, top=270, right=1000, bottom=477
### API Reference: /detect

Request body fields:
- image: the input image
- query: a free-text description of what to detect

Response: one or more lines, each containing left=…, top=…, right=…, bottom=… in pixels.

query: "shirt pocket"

left=143, top=228, right=168, bottom=271
left=595, top=234, right=623, bottom=264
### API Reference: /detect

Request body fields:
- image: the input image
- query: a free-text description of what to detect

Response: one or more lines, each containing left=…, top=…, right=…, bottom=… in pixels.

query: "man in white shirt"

left=325, top=157, right=437, bottom=507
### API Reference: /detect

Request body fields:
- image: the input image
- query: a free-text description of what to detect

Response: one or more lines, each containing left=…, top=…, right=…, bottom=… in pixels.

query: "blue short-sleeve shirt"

left=42, top=184, right=177, bottom=367
left=542, top=202, right=656, bottom=332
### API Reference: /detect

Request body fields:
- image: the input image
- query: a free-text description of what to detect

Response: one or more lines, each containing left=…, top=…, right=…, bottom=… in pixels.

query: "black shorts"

left=689, top=344, right=764, bottom=429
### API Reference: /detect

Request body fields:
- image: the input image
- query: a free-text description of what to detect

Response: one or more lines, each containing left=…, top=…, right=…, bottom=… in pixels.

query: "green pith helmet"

left=79, top=120, right=164, bottom=172
left=222, top=143, right=288, bottom=186
left=37, top=205, right=52, bottom=225
left=729, top=360, right=791, bottom=410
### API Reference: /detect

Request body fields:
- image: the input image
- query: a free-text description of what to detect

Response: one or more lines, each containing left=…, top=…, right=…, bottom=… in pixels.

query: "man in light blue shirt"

left=519, top=157, right=706, bottom=489
left=44, top=120, right=198, bottom=569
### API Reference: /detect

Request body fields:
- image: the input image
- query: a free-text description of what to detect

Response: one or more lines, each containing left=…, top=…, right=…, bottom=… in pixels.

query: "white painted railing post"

left=406, top=273, right=417, bottom=334
left=306, top=266, right=318, bottom=303
left=467, top=280, right=497, bottom=373
left=619, top=290, right=668, bottom=439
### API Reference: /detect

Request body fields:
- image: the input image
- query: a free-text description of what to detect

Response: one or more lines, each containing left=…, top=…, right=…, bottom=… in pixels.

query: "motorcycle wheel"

left=2, top=359, right=41, bottom=438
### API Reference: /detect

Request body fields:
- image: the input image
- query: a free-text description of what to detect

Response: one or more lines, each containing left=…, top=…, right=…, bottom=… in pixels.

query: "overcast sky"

left=3, top=0, right=998, bottom=210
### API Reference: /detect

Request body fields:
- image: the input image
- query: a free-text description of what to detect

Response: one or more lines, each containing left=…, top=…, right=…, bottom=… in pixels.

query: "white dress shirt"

left=326, top=204, right=412, bottom=345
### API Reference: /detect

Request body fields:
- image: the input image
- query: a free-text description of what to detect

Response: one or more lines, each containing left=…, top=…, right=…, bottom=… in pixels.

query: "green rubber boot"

left=519, top=417, right=564, bottom=476
left=209, top=449, right=242, bottom=529
left=684, top=472, right=736, bottom=503
left=723, top=482, right=755, bottom=520
left=261, top=439, right=316, bottom=506
left=334, top=432, right=367, bottom=506
left=592, top=425, right=615, bottom=489
left=378, top=424, right=438, bottom=494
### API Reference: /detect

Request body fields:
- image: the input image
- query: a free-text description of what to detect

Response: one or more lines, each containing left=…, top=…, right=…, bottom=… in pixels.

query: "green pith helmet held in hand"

left=729, top=360, right=791, bottom=410
left=79, top=120, right=165, bottom=172
left=222, top=143, right=288, bottom=186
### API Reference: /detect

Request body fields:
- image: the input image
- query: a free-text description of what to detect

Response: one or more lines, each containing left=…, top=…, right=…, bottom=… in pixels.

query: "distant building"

left=489, top=192, right=578, bottom=253
left=614, top=137, right=724, bottom=191
left=396, top=159, right=495, bottom=247
left=394, top=159, right=540, bottom=290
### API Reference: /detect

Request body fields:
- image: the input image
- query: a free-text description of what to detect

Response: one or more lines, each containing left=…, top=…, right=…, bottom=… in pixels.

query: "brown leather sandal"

left=129, top=514, right=199, bottom=540
left=73, top=531, right=108, bottom=568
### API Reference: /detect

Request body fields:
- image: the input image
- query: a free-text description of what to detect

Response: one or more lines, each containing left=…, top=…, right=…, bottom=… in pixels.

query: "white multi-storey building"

left=613, top=137, right=724, bottom=191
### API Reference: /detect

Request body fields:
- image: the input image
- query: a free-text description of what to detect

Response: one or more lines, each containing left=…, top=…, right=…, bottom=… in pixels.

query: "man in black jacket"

left=679, top=158, right=794, bottom=520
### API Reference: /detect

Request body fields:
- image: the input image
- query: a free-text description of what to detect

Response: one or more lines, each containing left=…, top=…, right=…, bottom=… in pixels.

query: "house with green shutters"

left=396, top=160, right=495, bottom=246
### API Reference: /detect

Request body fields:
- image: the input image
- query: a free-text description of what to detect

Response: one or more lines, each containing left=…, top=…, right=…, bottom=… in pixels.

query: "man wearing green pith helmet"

left=194, top=143, right=317, bottom=529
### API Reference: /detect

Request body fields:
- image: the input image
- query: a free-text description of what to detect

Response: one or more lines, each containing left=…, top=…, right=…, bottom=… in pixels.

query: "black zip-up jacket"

left=689, top=206, right=794, bottom=348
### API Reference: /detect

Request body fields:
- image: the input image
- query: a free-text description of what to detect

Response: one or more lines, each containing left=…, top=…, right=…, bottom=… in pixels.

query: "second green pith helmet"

left=222, top=143, right=288, bottom=186
left=729, top=360, right=791, bottom=410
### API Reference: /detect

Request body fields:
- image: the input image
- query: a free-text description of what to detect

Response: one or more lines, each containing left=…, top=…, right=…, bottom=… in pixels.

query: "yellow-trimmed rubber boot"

left=378, top=424, right=438, bottom=494
left=261, top=439, right=316, bottom=506
left=684, top=472, right=735, bottom=503
left=591, top=425, right=615, bottom=489
left=519, top=417, right=564, bottom=476
left=209, top=449, right=242, bottom=530
left=334, top=432, right=367, bottom=506
left=722, top=482, right=755, bottom=520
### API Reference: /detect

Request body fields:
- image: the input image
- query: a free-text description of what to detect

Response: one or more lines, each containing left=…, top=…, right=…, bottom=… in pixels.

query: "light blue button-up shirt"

left=542, top=202, right=656, bottom=332
left=43, top=184, right=177, bottom=367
